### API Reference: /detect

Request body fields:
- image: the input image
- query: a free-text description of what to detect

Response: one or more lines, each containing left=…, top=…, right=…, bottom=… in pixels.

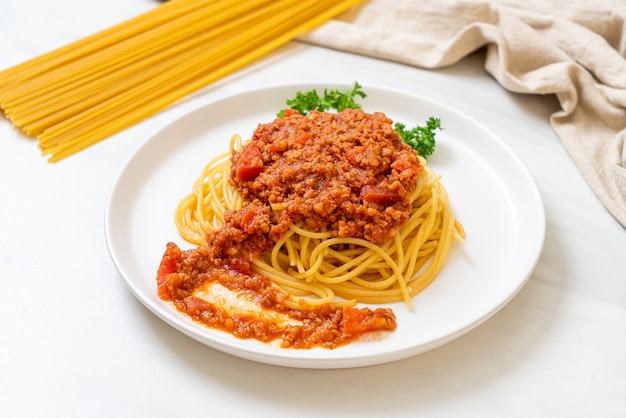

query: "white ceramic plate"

left=105, top=84, right=545, bottom=369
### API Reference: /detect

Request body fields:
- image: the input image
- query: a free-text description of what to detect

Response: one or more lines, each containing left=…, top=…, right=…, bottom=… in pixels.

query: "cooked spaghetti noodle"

left=175, top=114, right=465, bottom=309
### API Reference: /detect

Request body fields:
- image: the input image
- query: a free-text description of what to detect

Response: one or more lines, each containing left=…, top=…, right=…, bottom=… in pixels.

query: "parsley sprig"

left=277, top=82, right=442, bottom=158
left=393, top=118, right=441, bottom=159
left=277, top=82, right=366, bottom=117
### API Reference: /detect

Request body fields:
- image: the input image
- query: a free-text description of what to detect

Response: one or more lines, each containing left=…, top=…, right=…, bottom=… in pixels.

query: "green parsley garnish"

left=276, top=81, right=366, bottom=117
left=393, top=117, right=441, bottom=159
left=277, top=82, right=442, bottom=158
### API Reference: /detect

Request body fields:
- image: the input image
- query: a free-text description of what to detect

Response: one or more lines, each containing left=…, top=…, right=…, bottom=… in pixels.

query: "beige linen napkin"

left=299, top=0, right=626, bottom=228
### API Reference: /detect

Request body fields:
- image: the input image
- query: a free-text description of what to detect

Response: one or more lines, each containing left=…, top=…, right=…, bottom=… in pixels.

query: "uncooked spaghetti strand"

left=4, top=0, right=275, bottom=115
left=37, top=0, right=326, bottom=144
left=8, top=1, right=276, bottom=130
left=0, top=0, right=220, bottom=89
left=38, top=30, right=285, bottom=149
left=42, top=0, right=364, bottom=161
left=43, top=0, right=360, bottom=157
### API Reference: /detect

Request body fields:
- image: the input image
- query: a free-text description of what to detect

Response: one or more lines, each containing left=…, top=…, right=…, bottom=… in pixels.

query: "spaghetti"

left=174, top=109, right=465, bottom=309
left=0, top=0, right=365, bottom=162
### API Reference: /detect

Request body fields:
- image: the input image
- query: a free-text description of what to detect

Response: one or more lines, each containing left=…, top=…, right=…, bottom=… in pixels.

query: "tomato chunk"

left=342, top=306, right=397, bottom=336
left=156, top=242, right=181, bottom=300
left=360, top=185, right=401, bottom=205
left=236, top=145, right=264, bottom=181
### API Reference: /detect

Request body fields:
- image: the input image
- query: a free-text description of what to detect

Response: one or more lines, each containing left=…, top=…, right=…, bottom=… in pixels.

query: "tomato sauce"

left=157, top=242, right=397, bottom=349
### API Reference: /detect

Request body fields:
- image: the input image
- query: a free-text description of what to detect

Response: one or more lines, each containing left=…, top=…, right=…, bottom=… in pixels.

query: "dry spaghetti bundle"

left=0, top=0, right=365, bottom=162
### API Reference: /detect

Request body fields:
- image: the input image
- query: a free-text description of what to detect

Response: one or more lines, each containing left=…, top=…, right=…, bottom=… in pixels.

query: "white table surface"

left=1, top=1, right=625, bottom=417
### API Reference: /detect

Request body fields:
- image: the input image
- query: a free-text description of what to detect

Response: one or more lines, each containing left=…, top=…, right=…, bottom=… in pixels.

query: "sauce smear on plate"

left=156, top=242, right=397, bottom=349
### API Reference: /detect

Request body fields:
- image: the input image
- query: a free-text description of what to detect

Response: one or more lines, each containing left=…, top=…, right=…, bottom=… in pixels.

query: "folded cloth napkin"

left=299, top=0, right=626, bottom=228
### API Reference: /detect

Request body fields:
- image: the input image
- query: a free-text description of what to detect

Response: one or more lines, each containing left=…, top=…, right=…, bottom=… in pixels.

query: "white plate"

left=105, top=84, right=545, bottom=369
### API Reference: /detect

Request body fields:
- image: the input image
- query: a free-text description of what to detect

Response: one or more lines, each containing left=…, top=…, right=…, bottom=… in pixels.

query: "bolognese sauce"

left=155, top=108, right=427, bottom=348
left=157, top=242, right=396, bottom=349
left=209, top=108, right=422, bottom=263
